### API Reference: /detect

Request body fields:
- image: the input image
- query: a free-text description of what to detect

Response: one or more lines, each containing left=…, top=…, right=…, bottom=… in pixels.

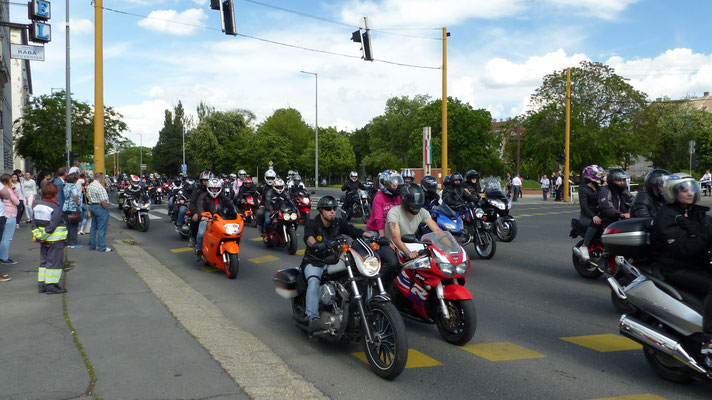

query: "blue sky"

left=11, top=0, right=712, bottom=147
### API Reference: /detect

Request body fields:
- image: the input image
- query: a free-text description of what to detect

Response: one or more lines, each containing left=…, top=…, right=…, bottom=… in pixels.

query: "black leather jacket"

left=442, top=185, right=477, bottom=211
left=578, top=183, right=600, bottom=218
left=630, top=188, right=665, bottom=218
left=463, top=181, right=481, bottom=196
left=651, top=203, right=712, bottom=274
left=598, top=186, right=633, bottom=224
left=263, top=188, right=288, bottom=213
left=302, top=215, right=364, bottom=267
left=342, top=179, right=366, bottom=193
left=196, top=192, right=233, bottom=216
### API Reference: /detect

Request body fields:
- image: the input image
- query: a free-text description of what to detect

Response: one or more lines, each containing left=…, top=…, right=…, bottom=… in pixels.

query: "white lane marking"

left=110, top=213, right=123, bottom=221
left=109, top=211, right=162, bottom=220
left=152, top=208, right=168, bottom=215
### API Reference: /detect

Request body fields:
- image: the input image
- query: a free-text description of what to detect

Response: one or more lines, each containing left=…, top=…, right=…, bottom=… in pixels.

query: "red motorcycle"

left=391, top=231, right=477, bottom=345
left=293, top=189, right=312, bottom=224
left=261, top=199, right=299, bottom=255
left=238, top=195, right=260, bottom=227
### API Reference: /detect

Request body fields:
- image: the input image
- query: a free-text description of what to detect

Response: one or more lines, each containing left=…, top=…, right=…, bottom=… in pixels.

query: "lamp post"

left=300, top=70, right=318, bottom=187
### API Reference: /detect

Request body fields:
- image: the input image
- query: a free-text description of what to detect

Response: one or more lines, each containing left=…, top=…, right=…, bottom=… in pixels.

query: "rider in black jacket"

left=598, top=168, right=633, bottom=225
left=442, top=173, right=477, bottom=211
left=262, top=178, right=289, bottom=232
left=123, top=174, right=148, bottom=219
left=342, top=171, right=366, bottom=217
left=574, top=165, right=606, bottom=262
left=463, top=169, right=482, bottom=197
left=631, top=169, right=670, bottom=218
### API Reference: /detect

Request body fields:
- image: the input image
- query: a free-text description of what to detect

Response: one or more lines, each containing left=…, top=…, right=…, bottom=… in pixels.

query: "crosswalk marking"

left=170, top=247, right=193, bottom=253
left=249, top=255, right=280, bottom=264
left=589, top=395, right=666, bottom=400
left=201, top=266, right=220, bottom=273
left=296, top=249, right=305, bottom=255
left=561, top=334, right=642, bottom=352
left=352, top=349, right=442, bottom=368
left=461, top=342, right=546, bottom=361
left=250, top=237, right=263, bottom=241
left=152, top=208, right=168, bottom=215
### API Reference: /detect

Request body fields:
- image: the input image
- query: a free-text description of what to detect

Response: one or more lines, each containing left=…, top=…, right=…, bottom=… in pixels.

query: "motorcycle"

left=569, top=218, right=609, bottom=279
left=272, top=234, right=408, bottom=379
left=148, top=185, right=163, bottom=205
left=417, top=203, right=467, bottom=244
left=117, top=188, right=125, bottom=210
left=170, top=190, right=192, bottom=239
left=109, top=178, right=117, bottom=192
left=293, top=189, right=312, bottom=224
left=345, top=190, right=371, bottom=223
left=261, top=199, right=300, bottom=255
left=238, top=195, right=259, bottom=227
left=123, top=194, right=151, bottom=232
left=480, top=178, right=517, bottom=242
left=392, top=231, right=477, bottom=345
left=458, top=205, right=497, bottom=259
left=197, top=207, right=244, bottom=279
left=603, top=218, right=712, bottom=383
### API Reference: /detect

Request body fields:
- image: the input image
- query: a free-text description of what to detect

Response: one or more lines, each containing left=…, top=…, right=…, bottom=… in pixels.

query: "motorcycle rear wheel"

left=572, top=240, right=603, bottom=279
left=475, top=230, right=496, bottom=259
left=226, top=253, right=239, bottom=279
left=643, top=345, right=695, bottom=383
left=362, top=301, right=408, bottom=380
left=435, top=299, right=477, bottom=345
left=496, top=218, right=517, bottom=242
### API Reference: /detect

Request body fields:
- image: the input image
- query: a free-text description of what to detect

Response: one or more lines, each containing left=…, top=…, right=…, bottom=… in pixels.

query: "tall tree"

left=186, top=108, right=255, bottom=174
left=255, top=108, right=312, bottom=172
left=152, top=102, right=187, bottom=176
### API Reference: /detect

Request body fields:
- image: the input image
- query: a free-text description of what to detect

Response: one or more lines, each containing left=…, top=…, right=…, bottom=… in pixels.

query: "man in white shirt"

left=555, top=172, right=563, bottom=201
left=68, top=161, right=80, bottom=175
left=511, top=174, right=522, bottom=202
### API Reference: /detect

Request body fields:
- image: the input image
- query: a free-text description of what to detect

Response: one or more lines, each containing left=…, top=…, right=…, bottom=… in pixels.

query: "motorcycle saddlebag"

left=601, top=218, right=653, bottom=259
left=273, top=267, right=300, bottom=299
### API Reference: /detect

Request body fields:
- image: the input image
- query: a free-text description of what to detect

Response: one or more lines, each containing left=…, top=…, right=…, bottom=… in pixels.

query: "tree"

left=298, top=127, right=356, bottom=181
left=152, top=102, right=187, bottom=176
left=15, top=91, right=127, bottom=172
left=255, top=108, right=312, bottom=172
left=186, top=108, right=255, bottom=174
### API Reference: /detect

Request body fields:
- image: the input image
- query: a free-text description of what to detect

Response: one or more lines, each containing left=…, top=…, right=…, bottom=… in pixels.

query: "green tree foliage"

left=15, top=91, right=127, bottom=172
left=186, top=109, right=255, bottom=174
left=254, top=108, right=312, bottom=173
left=298, top=127, right=356, bottom=180
left=152, top=102, right=187, bottom=176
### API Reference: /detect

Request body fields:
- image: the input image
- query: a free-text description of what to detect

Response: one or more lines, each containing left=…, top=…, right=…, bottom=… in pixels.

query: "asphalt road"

left=108, top=192, right=711, bottom=400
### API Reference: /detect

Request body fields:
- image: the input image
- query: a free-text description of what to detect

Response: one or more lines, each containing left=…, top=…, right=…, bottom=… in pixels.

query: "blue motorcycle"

left=418, top=202, right=466, bottom=240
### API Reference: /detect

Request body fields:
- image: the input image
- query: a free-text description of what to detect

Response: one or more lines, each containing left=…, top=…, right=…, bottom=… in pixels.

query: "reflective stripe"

left=44, top=268, right=62, bottom=284
left=32, top=226, right=68, bottom=242
left=37, top=267, right=46, bottom=283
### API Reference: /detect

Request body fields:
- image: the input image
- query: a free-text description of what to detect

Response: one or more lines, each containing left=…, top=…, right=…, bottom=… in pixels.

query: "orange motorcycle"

left=199, top=211, right=244, bottom=279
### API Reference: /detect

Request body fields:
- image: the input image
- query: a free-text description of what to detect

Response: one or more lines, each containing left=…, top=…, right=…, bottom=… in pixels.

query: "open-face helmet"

left=662, top=173, right=700, bottom=204
left=465, top=169, right=479, bottom=182
left=450, top=172, right=464, bottom=187
left=402, top=168, right=415, bottom=183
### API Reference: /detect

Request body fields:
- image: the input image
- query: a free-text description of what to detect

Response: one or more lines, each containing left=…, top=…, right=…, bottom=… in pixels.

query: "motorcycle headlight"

left=407, top=257, right=431, bottom=270
left=455, top=262, right=469, bottom=275
left=490, top=199, right=505, bottom=210
left=303, top=198, right=310, bottom=205
left=157, top=188, right=162, bottom=192
left=475, top=208, right=485, bottom=219
left=359, top=256, right=381, bottom=277
left=143, top=203, right=151, bottom=209
left=224, top=223, right=240, bottom=235
left=290, top=213, right=298, bottom=220
left=283, top=213, right=292, bottom=221
left=442, top=222, right=457, bottom=231
left=439, top=263, right=456, bottom=277
left=361, top=194, right=368, bottom=198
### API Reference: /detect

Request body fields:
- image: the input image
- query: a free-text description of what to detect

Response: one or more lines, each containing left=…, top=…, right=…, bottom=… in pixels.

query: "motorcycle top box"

left=601, top=217, right=653, bottom=259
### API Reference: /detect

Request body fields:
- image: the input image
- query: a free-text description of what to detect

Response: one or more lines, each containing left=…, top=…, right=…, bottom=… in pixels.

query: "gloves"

left=312, top=241, right=328, bottom=254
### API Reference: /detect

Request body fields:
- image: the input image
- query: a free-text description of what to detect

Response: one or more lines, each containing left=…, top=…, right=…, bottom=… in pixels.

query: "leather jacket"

left=342, top=179, right=366, bottom=193
left=651, top=203, right=712, bottom=274
left=302, top=215, right=364, bottom=267
left=631, top=188, right=665, bottom=218
left=442, top=185, right=477, bottom=211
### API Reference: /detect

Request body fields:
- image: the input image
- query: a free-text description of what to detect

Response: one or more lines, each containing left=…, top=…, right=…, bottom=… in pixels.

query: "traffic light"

left=351, top=28, right=374, bottom=61
left=210, top=0, right=220, bottom=10
left=222, top=0, right=236, bottom=36
left=557, top=154, right=566, bottom=164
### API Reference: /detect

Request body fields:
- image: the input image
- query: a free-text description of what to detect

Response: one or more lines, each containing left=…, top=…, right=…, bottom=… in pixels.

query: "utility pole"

left=564, top=67, right=571, bottom=202
left=441, top=27, right=449, bottom=183
left=300, top=70, right=318, bottom=187
left=93, top=0, right=105, bottom=177
left=65, top=0, right=71, bottom=170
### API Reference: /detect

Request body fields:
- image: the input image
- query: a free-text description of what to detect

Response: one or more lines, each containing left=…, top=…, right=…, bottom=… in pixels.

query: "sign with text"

left=10, top=44, right=45, bottom=61
left=28, top=0, right=51, bottom=44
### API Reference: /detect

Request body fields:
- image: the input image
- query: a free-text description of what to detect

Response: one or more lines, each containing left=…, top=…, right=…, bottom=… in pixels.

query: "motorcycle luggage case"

left=601, top=218, right=652, bottom=258
left=273, top=267, right=299, bottom=299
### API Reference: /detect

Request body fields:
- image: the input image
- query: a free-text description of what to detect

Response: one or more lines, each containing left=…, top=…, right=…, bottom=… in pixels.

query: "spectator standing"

left=86, top=172, right=111, bottom=252
left=540, top=174, right=549, bottom=200
left=63, top=173, right=82, bottom=248
left=555, top=171, right=563, bottom=201
left=77, top=174, right=89, bottom=235
left=54, top=167, right=67, bottom=210
left=505, top=173, right=513, bottom=199
left=32, top=182, right=68, bottom=294
left=68, top=160, right=80, bottom=175
left=11, top=173, right=25, bottom=225
left=22, top=172, right=36, bottom=224
left=511, top=174, right=522, bottom=202
left=549, top=172, right=556, bottom=198
left=0, top=180, right=9, bottom=280
left=0, top=174, right=20, bottom=264
left=701, top=169, right=712, bottom=197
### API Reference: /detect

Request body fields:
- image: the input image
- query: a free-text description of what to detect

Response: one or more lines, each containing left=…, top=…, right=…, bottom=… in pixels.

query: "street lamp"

left=300, top=70, right=318, bottom=187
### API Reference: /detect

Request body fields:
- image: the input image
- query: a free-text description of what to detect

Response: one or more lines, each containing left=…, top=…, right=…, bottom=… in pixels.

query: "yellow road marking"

left=250, top=237, right=263, bottom=241
left=352, top=349, right=442, bottom=368
left=561, top=334, right=642, bottom=352
left=517, top=214, right=534, bottom=217
left=249, top=255, right=280, bottom=264
left=201, top=266, right=219, bottom=273
left=589, top=395, right=666, bottom=400
left=170, top=247, right=193, bottom=253
left=461, top=342, right=545, bottom=361
left=353, top=223, right=366, bottom=227
left=296, top=249, right=305, bottom=255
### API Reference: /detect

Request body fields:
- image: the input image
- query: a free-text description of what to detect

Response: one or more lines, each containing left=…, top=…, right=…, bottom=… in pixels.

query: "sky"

left=10, top=0, right=712, bottom=147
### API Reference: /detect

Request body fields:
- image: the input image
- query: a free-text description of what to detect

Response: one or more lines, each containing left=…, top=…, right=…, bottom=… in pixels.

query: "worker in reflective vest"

left=32, top=182, right=68, bottom=294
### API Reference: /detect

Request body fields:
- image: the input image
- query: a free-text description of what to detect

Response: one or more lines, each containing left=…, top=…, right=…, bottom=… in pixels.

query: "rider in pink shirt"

left=365, top=171, right=404, bottom=283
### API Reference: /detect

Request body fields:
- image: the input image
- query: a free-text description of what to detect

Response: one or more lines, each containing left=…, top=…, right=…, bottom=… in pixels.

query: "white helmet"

left=229, top=173, right=236, bottom=179
left=402, top=168, right=415, bottom=182
left=273, top=178, right=285, bottom=194
left=287, top=170, right=295, bottom=179
left=264, top=169, right=277, bottom=185
left=207, top=178, right=223, bottom=198
left=350, top=171, right=358, bottom=181
left=238, top=169, right=246, bottom=179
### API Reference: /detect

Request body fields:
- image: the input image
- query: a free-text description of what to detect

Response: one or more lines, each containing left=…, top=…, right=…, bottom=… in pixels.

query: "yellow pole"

left=94, top=0, right=105, bottom=178
left=564, top=67, right=571, bottom=202
left=441, top=27, right=448, bottom=183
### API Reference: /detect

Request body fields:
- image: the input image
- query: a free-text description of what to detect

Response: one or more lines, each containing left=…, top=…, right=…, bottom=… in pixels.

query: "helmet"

left=173, top=177, right=181, bottom=186
left=293, top=174, right=302, bottom=184
left=350, top=171, right=358, bottom=181
left=273, top=178, right=285, bottom=194
left=238, top=169, right=246, bottom=179
left=465, top=169, right=480, bottom=181
left=199, top=170, right=213, bottom=182
left=644, top=169, right=671, bottom=200
left=606, top=168, right=630, bottom=191
left=662, top=173, right=700, bottom=204
left=129, top=174, right=140, bottom=189
left=317, top=195, right=338, bottom=210
left=402, top=168, right=415, bottom=183
left=380, top=171, right=404, bottom=196
left=582, top=165, right=606, bottom=185
left=287, top=170, right=295, bottom=179
left=229, top=173, right=236, bottom=179
left=220, top=173, right=227, bottom=179
left=243, top=177, right=253, bottom=189
left=207, top=178, right=222, bottom=198
left=443, top=175, right=451, bottom=187
left=421, top=175, right=438, bottom=194
left=184, top=178, right=195, bottom=190
left=264, top=169, right=277, bottom=185
left=451, top=172, right=464, bottom=187
left=400, top=183, right=425, bottom=215
left=377, top=170, right=390, bottom=188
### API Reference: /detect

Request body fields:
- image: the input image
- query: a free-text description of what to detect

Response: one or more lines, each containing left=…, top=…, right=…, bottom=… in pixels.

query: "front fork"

left=435, top=283, right=450, bottom=319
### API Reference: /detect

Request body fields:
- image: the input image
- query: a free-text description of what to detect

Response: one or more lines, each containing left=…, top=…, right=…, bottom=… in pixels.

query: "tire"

left=137, top=214, right=150, bottom=232
left=361, top=301, right=408, bottom=380
left=435, top=299, right=477, bottom=345
left=362, top=203, right=371, bottom=224
left=572, top=240, right=603, bottom=279
left=250, top=213, right=257, bottom=227
left=610, top=289, right=636, bottom=314
left=287, top=226, right=297, bottom=255
left=474, top=230, right=496, bottom=259
left=643, top=345, right=695, bottom=384
left=226, top=253, right=239, bottom=279
left=496, top=218, right=517, bottom=242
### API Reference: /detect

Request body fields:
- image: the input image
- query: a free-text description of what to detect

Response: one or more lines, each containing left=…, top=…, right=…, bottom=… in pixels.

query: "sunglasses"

left=321, top=207, right=337, bottom=212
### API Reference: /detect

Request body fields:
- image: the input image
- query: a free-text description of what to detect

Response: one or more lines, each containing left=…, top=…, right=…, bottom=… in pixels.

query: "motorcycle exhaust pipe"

left=607, top=276, right=627, bottom=300
left=619, top=315, right=707, bottom=375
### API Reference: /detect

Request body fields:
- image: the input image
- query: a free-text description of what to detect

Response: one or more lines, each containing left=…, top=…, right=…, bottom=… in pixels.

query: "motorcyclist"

left=189, top=170, right=212, bottom=247
left=174, top=178, right=194, bottom=231
left=650, top=173, right=712, bottom=364
left=236, top=177, right=257, bottom=203
left=573, top=165, right=607, bottom=262
left=301, top=195, right=372, bottom=331
left=168, top=177, right=182, bottom=214
left=232, top=169, right=247, bottom=199
left=123, top=175, right=148, bottom=219
left=442, top=172, right=478, bottom=212
left=598, top=168, right=633, bottom=226
left=366, top=170, right=403, bottom=281
left=262, top=178, right=289, bottom=233
left=255, top=170, right=277, bottom=229
left=463, top=169, right=481, bottom=197
left=631, top=169, right=671, bottom=218
left=288, top=173, right=306, bottom=193
left=402, top=168, right=416, bottom=184
left=342, top=171, right=366, bottom=218
left=195, top=178, right=236, bottom=254
left=421, top=175, right=440, bottom=210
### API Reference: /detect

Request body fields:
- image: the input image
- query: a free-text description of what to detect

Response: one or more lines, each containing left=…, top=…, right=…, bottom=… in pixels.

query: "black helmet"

left=644, top=169, right=671, bottom=200
left=184, top=178, right=195, bottom=190
left=317, top=195, right=338, bottom=210
left=606, top=168, right=630, bottom=191
left=421, top=175, right=438, bottom=193
left=451, top=172, right=464, bottom=187
left=465, top=169, right=479, bottom=181
left=443, top=175, right=451, bottom=187
left=400, top=183, right=425, bottom=215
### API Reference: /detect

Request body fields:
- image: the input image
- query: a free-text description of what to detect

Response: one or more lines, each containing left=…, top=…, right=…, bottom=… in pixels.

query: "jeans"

left=65, top=214, right=79, bottom=246
left=168, top=196, right=175, bottom=213
left=264, top=212, right=273, bottom=230
left=88, top=205, right=109, bottom=251
left=542, top=188, right=548, bottom=200
left=512, top=186, right=520, bottom=201
left=0, top=217, right=16, bottom=260
left=196, top=220, right=207, bottom=251
left=80, top=203, right=89, bottom=230
left=176, top=205, right=187, bottom=227
left=377, top=245, right=399, bottom=284
left=304, top=263, right=326, bottom=320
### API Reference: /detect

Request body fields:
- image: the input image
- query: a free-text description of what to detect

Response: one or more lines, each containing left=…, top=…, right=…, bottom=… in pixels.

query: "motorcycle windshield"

left=281, top=199, right=297, bottom=213
left=420, top=231, right=461, bottom=255
left=433, top=204, right=458, bottom=219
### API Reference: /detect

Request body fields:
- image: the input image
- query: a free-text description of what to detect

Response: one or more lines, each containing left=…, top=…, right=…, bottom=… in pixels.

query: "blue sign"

left=181, top=164, right=187, bottom=174
left=32, top=0, right=51, bottom=20
left=30, top=22, right=51, bottom=43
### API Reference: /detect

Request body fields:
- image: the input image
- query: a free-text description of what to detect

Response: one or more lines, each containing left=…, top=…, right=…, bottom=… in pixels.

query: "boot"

left=308, top=318, right=328, bottom=333
left=38, top=283, right=46, bottom=293
left=45, top=284, right=67, bottom=295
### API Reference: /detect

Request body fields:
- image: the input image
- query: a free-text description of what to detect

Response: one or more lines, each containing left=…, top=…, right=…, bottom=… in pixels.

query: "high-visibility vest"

left=32, top=225, right=68, bottom=242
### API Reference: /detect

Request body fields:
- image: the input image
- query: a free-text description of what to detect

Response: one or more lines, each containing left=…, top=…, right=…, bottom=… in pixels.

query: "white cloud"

left=117, top=99, right=174, bottom=146
left=192, top=0, right=208, bottom=5
left=545, top=0, right=639, bottom=20
left=483, top=49, right=588, bottom=88
left=69, top=18, right=93, bottom=35
left=137, top=9, right=207, bottom=36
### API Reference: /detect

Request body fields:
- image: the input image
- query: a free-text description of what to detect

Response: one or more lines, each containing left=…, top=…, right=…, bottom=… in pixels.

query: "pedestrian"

left=518, top=174, right=524, bottom=199
left=505, top=173, right=513, bottom=199
left=540, top=174, right=549, bottom=200
left=68, top=160, right=80, bottom=175
left=549, top=172, right=556, bottom=198
left=701, top=169, right=712, bottom=197
left=77, top=174, right=89, bottom=235
left=22, top=171, right=36, bottom=224
left=0, top=174, right=20, bottom=264
left=0, top=179, right=9, bottom=281
left=555, top=171, right=563, bottom=201
left=86, top=172, right=111, bottom=252
left=54, top=167, right=67, bottom=210
left=11, top=172, right=25, bottom=225
left=32, top=182, right=68, bottom=294
left=511, top=174, right=522, bottom=202
left=63, top=173, right=82, bottom=248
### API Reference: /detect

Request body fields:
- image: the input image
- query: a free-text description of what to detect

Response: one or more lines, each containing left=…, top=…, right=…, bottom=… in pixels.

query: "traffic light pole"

left=300, top=70, right=318, bottom=187
left=564, top=67, right=571, bottom=202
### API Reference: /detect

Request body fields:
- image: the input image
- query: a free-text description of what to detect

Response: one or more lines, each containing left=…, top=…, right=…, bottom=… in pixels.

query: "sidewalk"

left=1, top=223, right=247, bottom=400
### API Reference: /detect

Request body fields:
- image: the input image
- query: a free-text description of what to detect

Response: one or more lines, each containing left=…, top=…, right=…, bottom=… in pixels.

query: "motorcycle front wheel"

left=496, top=218, right=517, bottom=242
left=643, top=345, right=695, bottom=383
left=226, top=252, right=239, bottom=279
left=287, top=225, right=297, bottom=255
left=137, top=214, right=150, bottom=232
left=475, top=230, right=496, bottom=259
left=435, top=299, right=477, bottom=345
left=361, top=203, right=371, bottom=224
left=362, top=301, right=408, bottom=380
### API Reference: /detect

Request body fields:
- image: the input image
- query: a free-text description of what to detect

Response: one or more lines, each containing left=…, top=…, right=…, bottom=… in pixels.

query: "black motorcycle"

left=117, top=188, right=125, bottom=209
left=345, top=189, right=371, bottom=223
left=273, top=235, right=408, bottom=379
left=123, top=193, right=151, bottom=232
left=261, top=198, right=300, bottom=255
left=458, top=204, right=496, bottom=259
left=479, top=178, right=517, bottom=242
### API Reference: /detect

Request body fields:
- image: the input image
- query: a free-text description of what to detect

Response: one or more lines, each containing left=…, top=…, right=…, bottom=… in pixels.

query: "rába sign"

left=10, top=44, right=45, bottom=61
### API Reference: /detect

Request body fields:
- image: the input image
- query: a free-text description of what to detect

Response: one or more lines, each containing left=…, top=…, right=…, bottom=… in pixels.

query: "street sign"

left=28, top=0, right=51, bottom=44
left=689, top=140, right=696, bottom=154
left=10, top=44, right=45, bottom=61
left=181, top=164, right=187, bottom=174
left=140, top=164, right=147, bottom=170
